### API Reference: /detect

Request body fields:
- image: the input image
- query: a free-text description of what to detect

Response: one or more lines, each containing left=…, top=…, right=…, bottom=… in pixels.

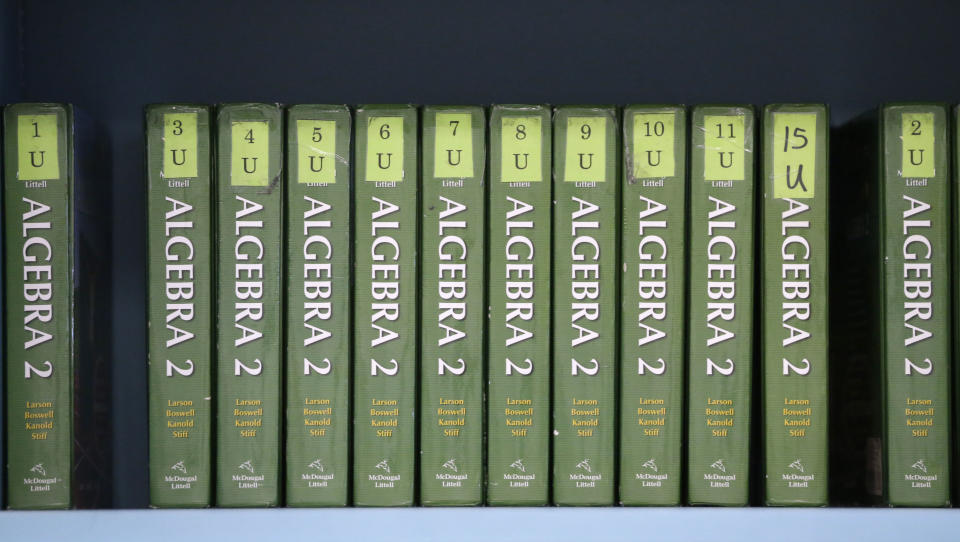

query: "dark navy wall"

left=12, top=0, right=960, bottom=508
left=0, top=0, right=18, bottom=102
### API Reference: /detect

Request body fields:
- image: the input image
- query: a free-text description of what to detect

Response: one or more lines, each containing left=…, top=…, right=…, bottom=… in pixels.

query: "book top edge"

left=881, top=101, right=950, bottom=110
left=421, top=105, right=485, bottom=113
left=4, top=102, right=71, bottom=114
left=762, top=103, right=828, bottom=112
left=691, top=104, right=755, bottom=114
left=354, top=104, right=417, bottom=112
left=623, top=104, right=686, bottom=111
left=144, top=103, right=211, bottom=110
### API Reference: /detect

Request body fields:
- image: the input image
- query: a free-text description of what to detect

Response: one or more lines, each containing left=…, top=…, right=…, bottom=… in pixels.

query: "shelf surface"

left=1, top=507, right=957, bottom=542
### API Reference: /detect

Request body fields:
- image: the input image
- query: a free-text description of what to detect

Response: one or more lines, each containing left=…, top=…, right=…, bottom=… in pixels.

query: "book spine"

left=486, top=105, right=551, bottom=505
left=3, top=103, right=73, bottom=509
left=0, top=107, right=3, bottom=510
left=880, top=104, right=951, bottom=506
left=954, top=105, right=960, bottom=505
left=215, top=103, right=283, bottom=507
left=284, top=105, right=352, bottom=506
left=145, top=104, right=214, bottom=507
left=352, top=105, right=419, bottom=506
left=761, top=104, right=830, bottom=505
left=551, top=106, right=618, bottom=505
left=619, top=105, right=687, bottom=505
left=0, top=103, right=4, bottom=510
left=686, top=105, right=756, bottom=505
left=419, top=106, right=486, bottom=505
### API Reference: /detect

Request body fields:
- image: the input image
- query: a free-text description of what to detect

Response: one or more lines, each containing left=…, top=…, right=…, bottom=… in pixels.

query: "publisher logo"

left=233, top=460, right=264, bottom=489
left=788, top=459, right=805, bottom=473
left=904, top=459, right=937, bottom=488
left=303, top=458, right=333, bottom=487
left=24, top=462, right=60, bottom=493
left=635, top=458, right=667, bottom=485
left=442, top=459, right=458, bottom=473
left=570, top=458, right=601, bottom=487
left=710, top=459, right=727, bottom=473
left=369, top=459, right=400, bottom=487
left=165, top=461, right=198, bottom=490
left=510, top=459, right=526, bottom=473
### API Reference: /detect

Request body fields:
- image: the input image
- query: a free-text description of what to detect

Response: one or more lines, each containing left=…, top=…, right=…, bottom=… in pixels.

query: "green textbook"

left=4, top=103, right=111, bottom=508
left=760, top=104, right=829, bottom=506
left=419, top=105, right=486, bottom=505
left=955, top=105, right=960, bottom=505
left=551, top=106, right=618, bottom=505
left=215, top=103, right=283, bottom=507
left=878, top=104, right=950, bottom=506
left=145, top=104, right=213, bottom=507
left=284, top=105, right=352, bottom=506
left=486, top=105, right=552, bottom=505
left=686, top=105, right=756, bottom=506
left=352, top=104, right=418, bottom=506
left=0, top=103, right=3, bottom=508
left=619, top=105, right=687, bottom=506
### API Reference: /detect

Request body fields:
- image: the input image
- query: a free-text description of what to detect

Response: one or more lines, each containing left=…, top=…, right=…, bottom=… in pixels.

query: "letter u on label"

left=446, top=149, right=462, bottom=166
left=29, top=151, right=45, bottom=168
left=578, top=153, right=593, bottom=170
left=646, top=150, right=661, bottom=167
left=513, top=153, right=528, bottom=170
left=786, top=164, right=807, bottom=191
left=171, top=149, right=187, bottom=166
left=719, top=152, right=734, bottom=169
left=909, top=149, right=924, bottom=166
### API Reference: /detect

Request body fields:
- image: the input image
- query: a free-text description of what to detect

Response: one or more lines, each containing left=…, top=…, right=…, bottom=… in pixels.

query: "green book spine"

left=880, top=104, right=951, bottom=506
left=551, top=106, right=618, bottom=505
left=3, top=103, right=73, bottom=509
left=284, top=105, right=351, bottom=506
left=0, top=106, right=4, bottom=509
left=145, top=104, right=213, bottom=507
left=760, top=104, right=830, bottom=506
left=215, top=103, right=283, bottom=507
left=686, top=104, right=756, bottom=505
left=352, top=104, right=418, bottom=506
left=954, top=105, right=960, bottom=504
left=486, top=105, right=552, bottom=505
left=618, top=105, right=687, bottom=505
left=419, top=106, right=486, bottom=505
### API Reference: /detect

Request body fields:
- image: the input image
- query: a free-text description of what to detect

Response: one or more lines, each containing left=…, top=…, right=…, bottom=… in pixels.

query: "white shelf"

left=1, top=507, right=957, bottom=542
